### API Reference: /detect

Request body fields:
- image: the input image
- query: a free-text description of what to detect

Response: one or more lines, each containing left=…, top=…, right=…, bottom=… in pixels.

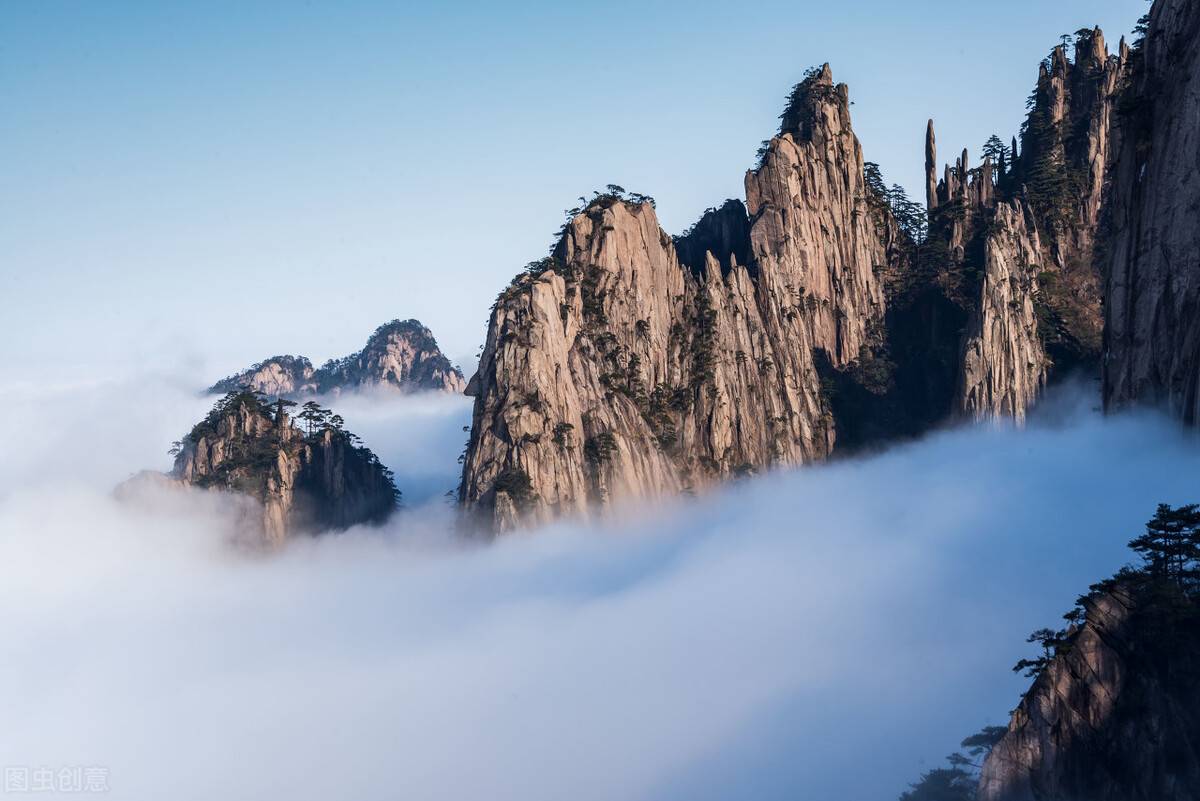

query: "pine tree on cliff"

left=1129, top=503, right=1200, bottom=589
left=1012, top=627, right=1068, bottom=677
left=896, top=725, right=1005, bottom=799
left=274, top=397, right=297, bottom=420
left=298, top=400, right=329, bottom=436
left=981, top=135, right=1011, bottom=182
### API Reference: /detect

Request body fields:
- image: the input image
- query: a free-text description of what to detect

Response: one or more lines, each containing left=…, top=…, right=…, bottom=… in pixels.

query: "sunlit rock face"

left=459, top=66, right=902, bottom=533
left=1103, top=0, right=1200, bottom=424
left=1016, top=29, right=1126, bottom=371
left=920, top=28, right=1126, bottom=421
left=459, top=25, right=1148, bottom=533
left=920, top=135, right=1050, bottom=423
left=209, top=319, right=465, bottom=398
left=209, top=355, right=319, bottom=398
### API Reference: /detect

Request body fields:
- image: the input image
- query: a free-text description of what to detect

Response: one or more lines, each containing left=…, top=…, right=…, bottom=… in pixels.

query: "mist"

left=0, top=374, right=1195, bottom=801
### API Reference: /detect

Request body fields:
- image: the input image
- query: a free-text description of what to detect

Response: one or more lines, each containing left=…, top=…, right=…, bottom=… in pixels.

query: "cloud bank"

left=0, top=376, right=1195, bottom=801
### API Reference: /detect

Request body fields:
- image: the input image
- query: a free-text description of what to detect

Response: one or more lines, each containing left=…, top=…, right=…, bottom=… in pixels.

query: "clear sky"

left=0, top=0, right=1147, bottom=381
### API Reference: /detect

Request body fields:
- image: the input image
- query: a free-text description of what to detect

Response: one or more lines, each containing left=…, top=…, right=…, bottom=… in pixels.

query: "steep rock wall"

left=1103, top=0, right=1200, bottom=424
left=957, top=200, right=1048, bottom=421
left=979, top=586, right=1200, bottom=801
left=1016, top=30, right=1126, bottom=369
left=460, top=66, right=894, bottom=532
left=172, top=394, right=398, bottom=545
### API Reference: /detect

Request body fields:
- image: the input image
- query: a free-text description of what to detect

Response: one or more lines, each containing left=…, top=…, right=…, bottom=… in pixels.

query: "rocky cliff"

left=209, top=355, right=319, bottom=397
left=913, top=29, right=1126, bottom=421
left=458, top=25, right=1149, bottom=532
left=978, top=582, right=1200, bottom=801
left=210, top=319, right=465, bottom=398
left=170, top=391, right=399, bottom=545
left=1103, top=0, right=1200, bottom=424
left=459, top=66, right=900, bottom=532
left=1016, top=29, right=1126, bottom=372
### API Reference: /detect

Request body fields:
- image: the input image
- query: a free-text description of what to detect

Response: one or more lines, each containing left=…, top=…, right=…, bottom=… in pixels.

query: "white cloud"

left=0, top=376, right=1195, bottom=801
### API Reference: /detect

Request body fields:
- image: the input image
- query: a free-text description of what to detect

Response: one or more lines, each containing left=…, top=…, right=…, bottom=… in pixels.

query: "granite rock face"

left=210, top=319, right=465, bottom=398
left=459, top=28, right=1145, bottom=532
left=978, top=585, right=1200, bottom=801
left=316, top=319, right=467, bottom=395
left=916, top=30, right=1125, bottom=420
left=920, top=132, right=1049, bottom=422
left=1016, top=30, right=1126, bottom=370
left=956, top=200, right=1048, bottom=421
left=1103, top=0, right=1200, bottom=424
left=745, top=64, right=888, bottom=369
left=209, top=355, right=319, bottom=398
left=170, top=392, right=398, bottom=545
left=459, top=66, right=896, bottom=532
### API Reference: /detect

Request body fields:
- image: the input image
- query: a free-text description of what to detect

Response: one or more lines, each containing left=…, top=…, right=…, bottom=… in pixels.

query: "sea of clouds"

left=1, top=372, right=1196, bottom=800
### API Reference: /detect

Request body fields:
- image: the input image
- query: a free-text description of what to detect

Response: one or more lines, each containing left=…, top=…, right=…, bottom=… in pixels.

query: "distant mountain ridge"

left=210, top=319, right=466, bottom=398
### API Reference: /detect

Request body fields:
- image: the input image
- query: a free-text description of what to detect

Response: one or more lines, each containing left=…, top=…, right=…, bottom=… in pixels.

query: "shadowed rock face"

left=1103, top=0, right=1200, bottom=424
left=674, top=199, right=753, bottom=280
left=209, top=319, right=465, bottom=398
left=1015, top=29, right=1126, bottom=371
left=170, top=393, right=398, bottom=545
left=917, top=29, right=1126, bottom=421
left=919, top=134, right=1050, bottom=423
left=979, top=585, right=1200, bottom=801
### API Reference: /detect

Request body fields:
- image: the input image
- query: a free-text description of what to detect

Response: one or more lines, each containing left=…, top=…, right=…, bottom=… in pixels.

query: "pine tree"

left=1012, top=627, right=1067, bottom=677
left=1129, top=504, right=1200, bottom=589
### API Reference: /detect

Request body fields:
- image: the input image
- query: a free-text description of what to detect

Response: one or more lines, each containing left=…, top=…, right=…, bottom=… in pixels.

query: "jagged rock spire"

left=925, top=119, right=938, bottom=210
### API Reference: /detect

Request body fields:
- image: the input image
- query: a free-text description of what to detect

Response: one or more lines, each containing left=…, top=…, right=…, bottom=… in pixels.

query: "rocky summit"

left=166, top=390, right=399, bottom=545
left=210, top=319, right=465, bottom=398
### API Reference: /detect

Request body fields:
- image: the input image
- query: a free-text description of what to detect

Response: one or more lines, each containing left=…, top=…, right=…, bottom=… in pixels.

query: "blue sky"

left=0, top=0, right=1147, bottom=380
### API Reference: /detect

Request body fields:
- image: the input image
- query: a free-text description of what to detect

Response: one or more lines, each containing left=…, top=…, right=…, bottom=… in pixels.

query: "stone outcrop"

left=210, top=319, right=465, bottom=398
left=956, top=200, right=1048, bottom=421
left=1103, top=0, right=1200, bottom=424
left=209, top=355, right=318, bottom=397
left=1013, top=29, right=1126, bottom=371
left=925, top=119, right=938, bottom=211
left=459, top=66, right=900, bottom=532
left=913, top=30, right=1126, bottom=420
left=919, top=131, right=1049, bottom=421
left=745, top=64, right=888, bottom=369
left=169, top=391, right=398, bottom=545
left=316, top=319, right=467, bottom=395
left=978, top=585, right=1200, bottom=801
left=458, top=24, right=1149, bottom=532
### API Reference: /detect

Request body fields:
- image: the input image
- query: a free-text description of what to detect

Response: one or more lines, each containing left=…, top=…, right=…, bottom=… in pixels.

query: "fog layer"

left=0, top=376, right=1193, bottom=800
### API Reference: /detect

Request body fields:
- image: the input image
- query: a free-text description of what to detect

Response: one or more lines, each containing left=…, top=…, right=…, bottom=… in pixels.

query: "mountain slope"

left=210, top=319, right=465, bottom=398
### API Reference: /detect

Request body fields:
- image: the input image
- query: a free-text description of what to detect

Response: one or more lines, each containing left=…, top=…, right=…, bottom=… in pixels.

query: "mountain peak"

left=209, top=318, right=465, bottom=398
